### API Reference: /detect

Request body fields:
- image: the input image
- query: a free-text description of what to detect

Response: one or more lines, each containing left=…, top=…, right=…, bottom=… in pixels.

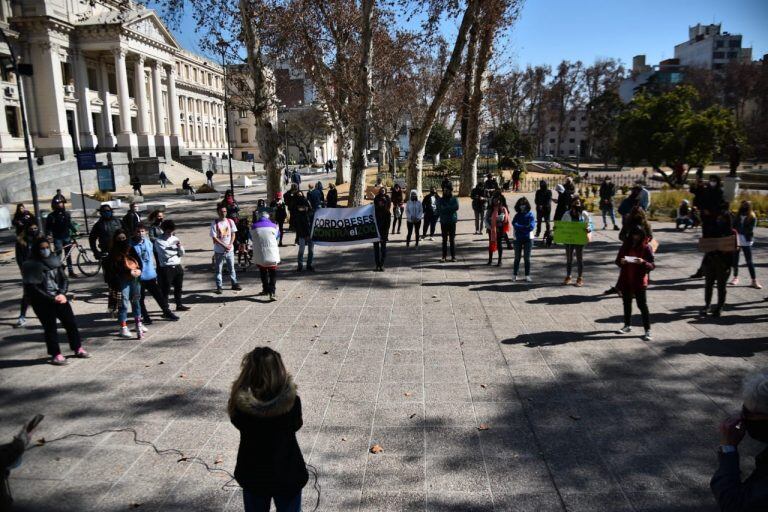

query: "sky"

left=154, top=0, right=768, bottom=70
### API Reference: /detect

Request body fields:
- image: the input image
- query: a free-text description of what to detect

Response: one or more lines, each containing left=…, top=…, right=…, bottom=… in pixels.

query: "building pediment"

left=124, top=11, right=181, bottom=50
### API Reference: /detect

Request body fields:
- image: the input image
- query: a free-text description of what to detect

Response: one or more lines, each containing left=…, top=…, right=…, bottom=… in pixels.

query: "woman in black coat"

left=229, top=347, right=307, bottom=512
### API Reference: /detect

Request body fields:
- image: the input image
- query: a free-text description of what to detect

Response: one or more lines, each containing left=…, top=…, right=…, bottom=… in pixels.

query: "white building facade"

left=674, top=23, right=752, bottom=71
left=0, top=0, right=226, bottom=163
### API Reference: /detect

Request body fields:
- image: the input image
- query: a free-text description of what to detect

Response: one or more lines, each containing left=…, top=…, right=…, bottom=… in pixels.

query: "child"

left=615, top=226, right=655, bottom=341
left=560, top=197, right=592, bottom=287
left=229, top=347, right=308, bottom=511
left=236, top=217, right=253, bottom=269
left=512, top=196, right=536, bottom=280
left=251, top=211, right=281, bottom=301
left=484, top=195, right=510, bottom=266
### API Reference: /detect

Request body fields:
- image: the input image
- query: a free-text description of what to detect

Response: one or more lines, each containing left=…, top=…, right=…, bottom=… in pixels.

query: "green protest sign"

left=553, top=220, right=589, bottom=245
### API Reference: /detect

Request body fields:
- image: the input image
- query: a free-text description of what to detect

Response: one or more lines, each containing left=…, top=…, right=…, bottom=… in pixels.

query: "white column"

left=73, top=50, right=96, bottom=150
left=166, top=65, right=182, bottom=158
left=150, top=61, right=170, bottom=158
left=134, top=56, right=155, bottom=157
left=29, top=40, right=73, bottom=157
left=98, top=59, right=116, bottom=149
left=113, top=48, right=138, bottom=156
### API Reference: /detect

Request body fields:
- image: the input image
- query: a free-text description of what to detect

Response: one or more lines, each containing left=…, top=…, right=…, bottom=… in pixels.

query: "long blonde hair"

left=228, top=347, right=289, bottom=416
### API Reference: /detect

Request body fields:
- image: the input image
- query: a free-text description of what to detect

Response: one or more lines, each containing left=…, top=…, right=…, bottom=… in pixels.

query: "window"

left=716, top=40, right=724, bottom=48
left=240, top=128, right=248, bottom=143
left=727, top=52, right=738, bottom=59
left=569, top=127, right=575, bottom=132
left=549, top=126, right=555, bottom=132
left=193, top=68, right=198, bottom=81
left=569, top=149, right=575, bottom=155
left=549, top=138, right=555, bottom=143
left=713, top=51, right=725, bottom=59
left=239, top=109, right=248, bottom=118
left=5, top=106, right=20, bottom=138
left=208, top=74, right=212, bottom=86
left=569, top=138, right=575, bottom=143
left=728, top=39, right=740, bottom=48
left=87, top=68, right=98, bottom=89
left=184, top=65, right=189, bottom=79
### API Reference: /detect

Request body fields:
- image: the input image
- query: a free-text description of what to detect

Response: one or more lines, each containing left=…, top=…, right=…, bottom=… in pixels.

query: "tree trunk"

left=458, top=20, right=479, bottom=197
left=349, top=0, right=374, bottom=206
left=406, top=0, right=478, bottom=192
left=378, top=138, right=387, bottom=176
left=238, top=0, right=281, bottom=201
left=335, top=130, right=352, bottom=185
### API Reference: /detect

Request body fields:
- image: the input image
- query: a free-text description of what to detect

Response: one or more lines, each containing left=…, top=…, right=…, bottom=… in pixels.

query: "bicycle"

left=61, top=236, right=101, bottom=277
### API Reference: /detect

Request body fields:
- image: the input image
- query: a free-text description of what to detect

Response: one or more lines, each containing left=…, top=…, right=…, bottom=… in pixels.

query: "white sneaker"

left=642, top=330, right=653, bottom=341
left=729, top=277, right=739, bottom=286
left=616, top=326, right=632, bottom=334
left=525, top=275, right=532, bottom=282
left=512, top=275, right=518, bottom=282
left=139, top=323, right=148, bottom=333
left=119, top=326, right=132, bottom=338
left=14, top=316, right=26, bottom=328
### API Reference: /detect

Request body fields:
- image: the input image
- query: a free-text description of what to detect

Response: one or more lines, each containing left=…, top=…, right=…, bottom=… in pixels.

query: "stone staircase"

left=164, top=159, right=207, bottom=186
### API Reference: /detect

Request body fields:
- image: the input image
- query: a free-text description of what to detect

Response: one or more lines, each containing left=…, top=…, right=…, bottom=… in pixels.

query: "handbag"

left=697, top=235, right=737, bottom=253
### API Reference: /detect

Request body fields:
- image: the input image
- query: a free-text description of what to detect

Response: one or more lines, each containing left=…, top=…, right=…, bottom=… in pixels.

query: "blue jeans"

left=733, top=245, right=756, bottom=279
left=214, top=251, right=237, bottom=288
left=243, top=489, right=301, bottom=512
left=601, top=207, right=616, bottom=228
left=119, top=279, right=141, bottom=323
left=513, top=239, right=531, bottom=276
left=298, top=237, right=314, bottom=267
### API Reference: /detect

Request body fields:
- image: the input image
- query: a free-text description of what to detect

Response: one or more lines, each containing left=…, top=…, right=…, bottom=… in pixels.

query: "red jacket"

left=615, top=242, right=655, bottom=295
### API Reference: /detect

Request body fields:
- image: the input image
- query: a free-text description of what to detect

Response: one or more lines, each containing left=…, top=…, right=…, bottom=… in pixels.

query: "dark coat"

left=553, top=191, right=572, bottom=221
left=89, top=217, right=123, bottom=257
left=733, top=215, right=756, bottom=244
left=534, top=188, right=552, bottom=213
left=45, top=210, right=73, bottom=240
left=615, top=242, right=655, bottom=296
left=326, top=188, right=338, bottom=208
left=374, top=193, right=392, bottom=239
left=22, top=255, right=69, bottom=302
left=122, top=211, right=141, bottom=235
left=711, top=446, right=768, bottom=512
left=292, top=195, right=313, bottom=239
left=231, top=380, right=308, bottom=496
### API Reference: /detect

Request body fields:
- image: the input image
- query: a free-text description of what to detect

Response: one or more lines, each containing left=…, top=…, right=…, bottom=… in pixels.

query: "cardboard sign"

left=311, top=204, right=380, bottom=245
left=553, top=220, right=589, bottom=245
left=697, top=235, right=737, bottom=253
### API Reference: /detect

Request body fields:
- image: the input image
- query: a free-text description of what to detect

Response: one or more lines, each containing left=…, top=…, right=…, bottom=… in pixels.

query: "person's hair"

left=743, top=371, right=768, bottom=414
left=129, top=202, right=137, bottom=208
left=18, top=221, right=39, bottom=246
left=539, top=180, right=547, bottom=189
left=564, top=180, right=575, bottom=193
left=147, top=209, right=163, bottom=223
left=216, top=202, right=227, bottom=212
left=14, top=203, right=25, bottom=216
left=160, top=219, right=176, bottom=233
left=739, top=200, right=756, bottom=219
left=108, top=229, right=130, bottom=257
left=228, top=347, right=289, bottom=416
left=515, top=196, right=531, bottom=213
left=709, top=174, right=722, bottom=187
left=628, top=225, right=646, bottom=245
left=30, top=237, right=50, bottom=259
left=134, top=223, right=147, bottom=233
left=570, top=196, right=583, bottom=209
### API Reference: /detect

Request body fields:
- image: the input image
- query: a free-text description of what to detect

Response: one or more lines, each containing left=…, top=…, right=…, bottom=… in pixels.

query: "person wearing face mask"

left=12, top=203, right=34, bottom=235
left=224, top=190, right=241, bottom=220
left=122, top=202, right=141, bottom=237
left=701, top=207, right=736, bottom=317
left=534, top=180, right=552, bottom=240
left=154, top=220, right=190, bottom=312
left=560, top=197, right=592, bottom=287
left=373, top=186, right=392, bottom=271
left=471, top=182, right=487, bottom=235
left=146, top=209, right=165, bottom=241
left=391, top=183, right=405, bottom=234
left=730, top=201, right=761, bottom=289
left=14, top=223, right=42, bottom=328
left=131, top=224, right=179, bottom=324
left=614, top=226, right=655, bottom=341
left=512, top=197, right=536, bottom=280
left=292, top=192, right=315, bottom=272
left=45, top=199, right=77, bottom=278
left=599, top=176, right=619, bottom=231
left=421, top=187, right=440, bottom=241
left=22, top=238, right=89, bottom=364
left=405, top=189, right=423, bottom=248
left=710, top=370, right=768, bottom=511
left=105, top=229, right=145, bottom=338
left=553, top=183, right=572, bottom=223
left=270, top=192, right=288, bottom=246
left=484, top=195, right=510, bottom=266
left=438, top=185, right=459, bottom=263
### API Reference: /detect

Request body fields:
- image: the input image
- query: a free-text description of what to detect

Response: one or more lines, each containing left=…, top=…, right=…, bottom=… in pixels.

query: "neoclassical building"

left=0, top=0, right=227, bottom=162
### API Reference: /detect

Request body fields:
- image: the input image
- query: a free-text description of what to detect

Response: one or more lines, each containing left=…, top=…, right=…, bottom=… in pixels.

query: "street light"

left=216, top=39, right=235, bottom=196
left=0, top=28, right=40, bottom=224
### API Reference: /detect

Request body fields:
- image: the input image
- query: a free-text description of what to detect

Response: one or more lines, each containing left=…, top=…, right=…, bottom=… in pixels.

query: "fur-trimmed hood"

left=234, top=377, right=297, bottom=418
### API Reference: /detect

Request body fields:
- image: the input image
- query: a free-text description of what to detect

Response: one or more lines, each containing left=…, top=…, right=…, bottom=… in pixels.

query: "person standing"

left=89, top=205, right=123, bottom=259
left=122, top=202, right=141, bottom=237
left=223, top=190, right=240, bottom=220
left=154, top=220, right=190, bottom=312
left=512, top=197, right=536, bottom=280
left=405, top=190, right=423, bottom=248
left=560, top=197, right=592, bottom=287
left=730, top=200, right=761, bottom=289
left=14, top=223, right=42, bottom=328
left=308, top=181, right=325, bottom=211
left=438, top=186, right=459, bottom=262
left=701, top=209, right=736, bottom=317
left=599, top=176, right=619, bottom=230
left=421, top=187, right=439, bottom=240
left=534, top=180, right=552, bottom=239
left=159, top=170, right=168, bottom=189
left=50, top=189, right=67, bottom=209
left=270, top=192, right=288, bottom=246
left=373, top=186, right=391, bottom=271
left=292, top=192, right=314, bottom=272
left=553, top=183, right=572, bottom=222
left=512, top=168, right=522, bottom=192
left=131, top=175, right=143, bottom=196
left=614, top=226, right=655, bottom=341
left=22, top=238, right=90, bottom=364
left=146, top=209, right=165, bottom=241
left=470, top=182, right=487, bottom=235
left=484, top=195, right=510, bottom=266
left=691, top=176, right=726, bottom=279
left=637, top=181, right=651, bottom=211
left=105, top=230, right=145, bottom=338
left=252, top=211, right=281, bottom=301
left=290, top=169, right=302, bottom=190
left=211, top=204, right=243, bottom=294
left=12, top=204, right=34, bottom=235
left=45, top=198, right=76, bottom=278
left=483, top=173, right=499, bottom=198
left=131, top=224, right=179, bottom=323
left=284, top=183, right=299, bottom=243
left=326, top=183, right=338, bottom=208
left=206, top=169, right=215, bottom=188
left=229, top=347, right=308, bottom=512
left=391, top=183, right=405, bottom=234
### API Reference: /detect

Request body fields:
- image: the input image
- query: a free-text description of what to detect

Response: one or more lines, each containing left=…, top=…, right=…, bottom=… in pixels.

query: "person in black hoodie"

left=421, top=186, right=439, bottom=240
left=373, top=186, right=392, bottom=271
left=229, top=347, right=308, bottom=512
left=326, top=183, right=338, bottom=208
left=391, top=183, right=405, bottom=234
left=22, top=238, right=90, bottom=365
left=701, top=208, right=735, bottom=317
left=292, top=192, right=314, bottom=272
left=599, top=176, right=619, bottom=230
left=534, top=180, right=552, bottom=238
left=45, top=199, right=76, bottom=277
left=15, top=222, right=42, bottom=328
left=470, top=182, right=487, bottom=235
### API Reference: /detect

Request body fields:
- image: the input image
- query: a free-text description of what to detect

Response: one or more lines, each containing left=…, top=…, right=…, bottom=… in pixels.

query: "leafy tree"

left=490, top=122, right=532, bottom=160
left=617, top=85, right=743, bottom=186
left=426, top=123, right=455, bottom=159
left=588, top=90, right=624, bottom=167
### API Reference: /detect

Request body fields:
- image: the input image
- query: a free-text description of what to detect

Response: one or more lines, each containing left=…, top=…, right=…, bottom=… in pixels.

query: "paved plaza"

left=1, top=189, right=766, bottom=511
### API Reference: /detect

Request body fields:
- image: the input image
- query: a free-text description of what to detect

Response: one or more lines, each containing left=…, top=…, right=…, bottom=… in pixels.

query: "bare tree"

left=283, top=106, right=333, bottom=163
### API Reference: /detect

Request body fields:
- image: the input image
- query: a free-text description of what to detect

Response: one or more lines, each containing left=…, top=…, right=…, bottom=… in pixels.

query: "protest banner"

left=311, top=205, right=381, bottom=245
left=553, top=220, right=589, bottom=245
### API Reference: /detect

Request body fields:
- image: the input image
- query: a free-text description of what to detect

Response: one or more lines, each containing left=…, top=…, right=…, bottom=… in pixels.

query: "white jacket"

left=406, top=192, right=423, bottom=222
left=153, top=235, right=185, bottom=267
left=251, top=218, right=281, bottom=267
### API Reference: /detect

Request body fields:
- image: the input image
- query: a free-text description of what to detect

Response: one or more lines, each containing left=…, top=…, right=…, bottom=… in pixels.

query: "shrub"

left=93, top=190, right=112, bottom=202
left=197, top=184, right=216, bottom=193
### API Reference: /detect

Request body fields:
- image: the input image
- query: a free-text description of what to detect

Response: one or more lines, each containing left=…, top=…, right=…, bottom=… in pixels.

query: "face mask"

left=102, top=211, right=113, bottom=219
left=40, top=248, right=51, bottom=258
left=709, top=181, right=717, bottom=187
left=520, top=206, right=529, bottom=213
left=29, top=230, right=38, bottom=237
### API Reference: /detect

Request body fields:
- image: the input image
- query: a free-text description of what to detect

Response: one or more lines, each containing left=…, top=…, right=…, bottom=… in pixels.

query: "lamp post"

left=0, top=28, right=40, bottom=224
left=216, top=39, right=235, bottom=196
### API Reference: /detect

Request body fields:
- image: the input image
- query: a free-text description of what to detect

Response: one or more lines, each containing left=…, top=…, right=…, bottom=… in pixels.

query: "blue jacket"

left=131, top=236, right=157, bottom=281
left=512, top=211, right=536, bottom=240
